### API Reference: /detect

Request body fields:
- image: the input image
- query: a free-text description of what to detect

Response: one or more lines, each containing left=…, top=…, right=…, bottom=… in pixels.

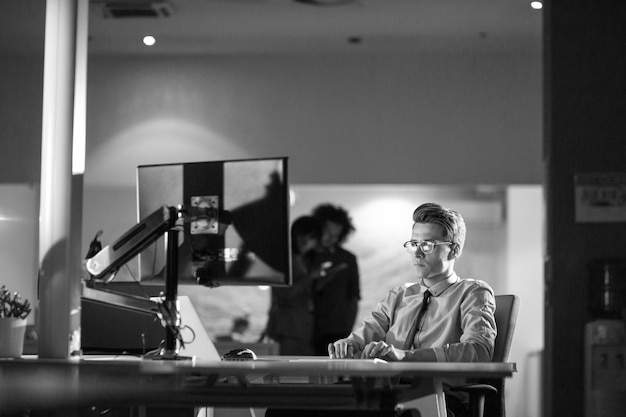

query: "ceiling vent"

left=101, top=1, right=173, bottom=19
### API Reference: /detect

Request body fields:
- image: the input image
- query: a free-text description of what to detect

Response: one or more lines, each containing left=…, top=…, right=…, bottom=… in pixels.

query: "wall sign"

left=575, top=173, right=626, bottom=223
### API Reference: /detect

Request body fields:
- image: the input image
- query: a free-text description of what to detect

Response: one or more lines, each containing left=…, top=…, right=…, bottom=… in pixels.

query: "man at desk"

left=329, top=202, right=497, bottom=417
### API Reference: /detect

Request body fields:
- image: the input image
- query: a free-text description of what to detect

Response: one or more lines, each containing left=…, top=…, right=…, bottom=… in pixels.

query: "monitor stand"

left=144, top=228, right=192, bottom=361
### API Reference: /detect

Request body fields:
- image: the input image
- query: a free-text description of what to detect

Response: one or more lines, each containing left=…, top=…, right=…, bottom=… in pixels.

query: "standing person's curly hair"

left=311, top=204, right=355, bottom=245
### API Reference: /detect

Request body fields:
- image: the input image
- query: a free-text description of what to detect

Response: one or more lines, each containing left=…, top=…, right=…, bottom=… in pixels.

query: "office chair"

left=450, top=294, right=520, bottom=417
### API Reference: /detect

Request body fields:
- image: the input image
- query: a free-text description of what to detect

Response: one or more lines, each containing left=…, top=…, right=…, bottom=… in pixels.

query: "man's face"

left=409, top=222, right=455, bottom=281
left=319, top=221, right=343, bottom=250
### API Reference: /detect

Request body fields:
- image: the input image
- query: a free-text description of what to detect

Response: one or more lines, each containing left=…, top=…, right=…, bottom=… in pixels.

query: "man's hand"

left=360, top=341, right=406, bottom=361
left=328, top=339, right=358, bottom=359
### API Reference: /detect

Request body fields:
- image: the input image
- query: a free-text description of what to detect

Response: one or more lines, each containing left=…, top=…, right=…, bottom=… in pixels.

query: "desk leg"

left=395, top=377, right=447, bottom=417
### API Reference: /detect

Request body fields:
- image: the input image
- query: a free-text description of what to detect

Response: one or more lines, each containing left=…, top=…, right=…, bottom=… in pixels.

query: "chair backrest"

left=484, top=294, right=520, bottom=417
left=492, top=294, right=520, bottom=363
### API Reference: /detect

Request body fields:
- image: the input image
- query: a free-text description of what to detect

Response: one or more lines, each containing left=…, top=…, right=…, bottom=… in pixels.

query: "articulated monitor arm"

left=85, top=204, right=190, bottom=359
left=85, top=205, right=181, bottom=280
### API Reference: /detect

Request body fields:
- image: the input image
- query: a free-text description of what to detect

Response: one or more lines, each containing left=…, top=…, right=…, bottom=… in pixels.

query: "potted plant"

left=0, top=285, right=32, bottom=358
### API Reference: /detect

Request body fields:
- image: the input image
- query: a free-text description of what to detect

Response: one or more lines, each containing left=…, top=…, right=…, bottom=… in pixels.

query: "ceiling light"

left=530, top=1, right=543, bottom=10
left=143, top=35, right=156, bottom=46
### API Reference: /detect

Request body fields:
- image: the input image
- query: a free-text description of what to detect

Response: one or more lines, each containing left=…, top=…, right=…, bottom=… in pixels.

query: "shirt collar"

left=421, top=273, right=459, bottom=297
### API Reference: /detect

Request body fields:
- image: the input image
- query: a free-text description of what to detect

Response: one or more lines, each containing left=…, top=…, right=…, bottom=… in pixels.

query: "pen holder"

left=0, top=318, right=27, bottom=358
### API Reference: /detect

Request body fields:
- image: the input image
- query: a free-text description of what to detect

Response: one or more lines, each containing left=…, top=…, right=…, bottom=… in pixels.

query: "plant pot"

left=0, top=317, right=27, bottom=358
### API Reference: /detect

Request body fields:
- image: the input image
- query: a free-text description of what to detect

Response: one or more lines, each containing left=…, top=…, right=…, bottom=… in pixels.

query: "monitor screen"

left=136, top=157, right=291, bottom=287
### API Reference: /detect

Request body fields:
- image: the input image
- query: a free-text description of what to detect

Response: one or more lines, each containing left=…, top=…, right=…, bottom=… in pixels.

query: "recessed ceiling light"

left=293, top=0, right=356, bottom=6
left=143, top=35, right=156, bottom=46
left=530, top=1, right=543, bottom=10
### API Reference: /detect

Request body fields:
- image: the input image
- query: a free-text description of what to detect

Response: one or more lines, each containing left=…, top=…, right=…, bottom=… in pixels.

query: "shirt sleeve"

left=433, top=283, right=497, bottom=362
left=345, top=286, right=401, bottom=350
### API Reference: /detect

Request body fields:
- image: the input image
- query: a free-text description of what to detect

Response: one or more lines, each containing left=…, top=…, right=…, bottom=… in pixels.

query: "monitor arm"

left=85, top=205, right=185, bottom=359
left=85, top=205, right=180, bottom=280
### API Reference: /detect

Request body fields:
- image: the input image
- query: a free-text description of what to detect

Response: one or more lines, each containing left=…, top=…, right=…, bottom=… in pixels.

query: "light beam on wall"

left=72, top=0, right=89, bottom=175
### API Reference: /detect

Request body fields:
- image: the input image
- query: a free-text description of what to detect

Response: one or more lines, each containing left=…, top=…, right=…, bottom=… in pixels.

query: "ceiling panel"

left=1, top=0, right=541, bottom=55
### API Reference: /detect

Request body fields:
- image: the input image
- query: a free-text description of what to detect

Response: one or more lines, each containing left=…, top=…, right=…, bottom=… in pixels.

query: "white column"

left=38, top=0, right=87, bottom=358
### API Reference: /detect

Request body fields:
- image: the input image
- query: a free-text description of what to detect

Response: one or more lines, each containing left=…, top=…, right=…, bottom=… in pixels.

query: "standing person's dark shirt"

left=266, top=251, right=316, bottom=355
left=311, top=246, right=360, bottom=355
left=265, top=216, right=321, bottom=356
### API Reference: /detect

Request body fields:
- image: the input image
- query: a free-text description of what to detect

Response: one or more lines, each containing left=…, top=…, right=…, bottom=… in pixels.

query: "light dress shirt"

left=346, top=273, right=497, bottom=363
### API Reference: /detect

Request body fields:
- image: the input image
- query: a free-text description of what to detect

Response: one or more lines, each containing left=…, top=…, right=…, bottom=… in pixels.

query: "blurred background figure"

left=217, top=313, right=252, bottom=343
left=310, top=204, right=360, bottom=356
left=229, top=313, right=251, bottom=342
left=264, top=216, right=322, bottom=355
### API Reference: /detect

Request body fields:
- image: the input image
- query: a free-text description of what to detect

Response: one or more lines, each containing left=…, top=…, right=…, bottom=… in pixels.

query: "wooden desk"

left=0, top=357, right=516, bottom=416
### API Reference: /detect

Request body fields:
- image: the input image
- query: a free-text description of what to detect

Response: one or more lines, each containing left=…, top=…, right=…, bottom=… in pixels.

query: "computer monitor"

left=136, top=157, right=291, bottom=288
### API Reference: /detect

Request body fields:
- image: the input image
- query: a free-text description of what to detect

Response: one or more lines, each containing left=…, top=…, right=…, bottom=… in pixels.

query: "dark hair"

left=311, top=203, right=355, bottom=244
left=291, top=216, right=322, bottom=253
left=412, top=202, right=466, bottom=254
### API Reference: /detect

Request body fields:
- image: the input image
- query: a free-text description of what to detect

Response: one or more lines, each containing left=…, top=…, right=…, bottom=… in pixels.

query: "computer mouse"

left=222, top=348, right=257, bottom=361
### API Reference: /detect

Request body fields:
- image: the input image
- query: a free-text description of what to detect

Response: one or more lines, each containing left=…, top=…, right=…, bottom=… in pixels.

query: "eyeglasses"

left=403, top=240, right=453, bottom=254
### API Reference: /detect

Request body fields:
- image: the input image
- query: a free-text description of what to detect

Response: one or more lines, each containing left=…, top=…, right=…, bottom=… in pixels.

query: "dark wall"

left=544, top=1, right=626, bottom=416
left=0, top=0, right=45, bottom=184
left=0, top=55, right=44, bottom=184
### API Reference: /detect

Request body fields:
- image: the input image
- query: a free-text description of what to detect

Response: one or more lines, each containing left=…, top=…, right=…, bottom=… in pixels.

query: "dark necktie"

left=403, top=290, right=432, bottom=350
